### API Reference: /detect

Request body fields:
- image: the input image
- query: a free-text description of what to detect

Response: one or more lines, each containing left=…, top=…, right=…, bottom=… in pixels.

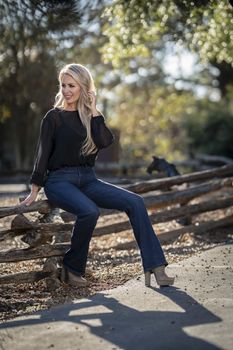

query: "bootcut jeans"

left=44, top=166, right=168, bottom=277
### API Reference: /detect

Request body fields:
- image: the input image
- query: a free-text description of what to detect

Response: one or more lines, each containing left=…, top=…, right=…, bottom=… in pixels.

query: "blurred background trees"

left=0, top=0, right=108, bottom=171
left=0, top=0, right=82, bottom=170
left=0, top=0, right=232, bottom=174
left=101, top=0, right=233, bottom=163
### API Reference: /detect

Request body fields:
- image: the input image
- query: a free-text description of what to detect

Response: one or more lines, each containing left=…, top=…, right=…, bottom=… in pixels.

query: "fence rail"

left=0, top=163, right=233, bottom=289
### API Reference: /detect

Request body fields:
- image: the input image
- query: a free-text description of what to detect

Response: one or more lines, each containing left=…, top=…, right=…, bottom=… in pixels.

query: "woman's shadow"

left=0, top=285, right=222, bottom=350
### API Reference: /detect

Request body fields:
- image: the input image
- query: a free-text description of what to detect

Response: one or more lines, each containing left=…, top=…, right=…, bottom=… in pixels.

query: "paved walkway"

left=0, top=243, right=232, bottom=350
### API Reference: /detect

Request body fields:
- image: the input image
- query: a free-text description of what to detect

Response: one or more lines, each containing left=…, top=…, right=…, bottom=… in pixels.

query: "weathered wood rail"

left=0, top=163, right=233, bottom=288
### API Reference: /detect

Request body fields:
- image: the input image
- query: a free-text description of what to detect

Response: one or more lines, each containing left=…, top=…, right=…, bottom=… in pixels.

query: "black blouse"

left=29, top=108, right=115, bottom=187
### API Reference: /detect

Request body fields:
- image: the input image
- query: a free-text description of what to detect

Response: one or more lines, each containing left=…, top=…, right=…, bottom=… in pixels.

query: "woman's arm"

left=88, top=92, right=115, bottom=149
left=19, top=113, right=54, bottom=207
left=91, top=113, right=115, bottom=149
left=31, top=183, right=41, bottom=193
left=29, top=111, right=55, bottom=188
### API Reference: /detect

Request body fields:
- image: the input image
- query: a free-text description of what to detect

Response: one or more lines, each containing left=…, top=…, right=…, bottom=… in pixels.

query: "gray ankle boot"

left=145, top=265, right=175, bottom=287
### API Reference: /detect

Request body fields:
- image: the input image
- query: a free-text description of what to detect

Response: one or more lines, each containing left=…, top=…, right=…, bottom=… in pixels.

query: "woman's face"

left=61, top=73, right=81, bottom=108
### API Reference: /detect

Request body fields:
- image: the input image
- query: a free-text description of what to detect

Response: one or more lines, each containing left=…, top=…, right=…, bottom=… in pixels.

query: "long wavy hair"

left=54, top=63, right=99, bottom=156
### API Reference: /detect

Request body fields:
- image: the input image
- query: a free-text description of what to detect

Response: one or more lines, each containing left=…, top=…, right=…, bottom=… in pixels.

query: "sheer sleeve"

left=29, top=111, right=55, bottom=187
left=91, top=114, right=115, bottom=149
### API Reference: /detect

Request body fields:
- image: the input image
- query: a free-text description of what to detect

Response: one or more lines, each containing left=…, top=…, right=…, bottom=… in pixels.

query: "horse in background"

left=147, top=156, right=191, bottom=226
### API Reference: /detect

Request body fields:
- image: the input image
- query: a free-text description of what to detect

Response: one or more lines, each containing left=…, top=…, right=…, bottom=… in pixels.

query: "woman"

left=20, top=63, right=175, bottom=288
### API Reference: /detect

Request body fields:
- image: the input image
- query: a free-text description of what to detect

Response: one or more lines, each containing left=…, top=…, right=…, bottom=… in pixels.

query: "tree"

left=0, top=0, right=97, bottom=170
left=110, top=82, right=194, bottom=163
left=182, top=96, right=233, bottom=158
left=96, top=0, right=233, bottom=162
left=100, top=0, right=233, bottom=96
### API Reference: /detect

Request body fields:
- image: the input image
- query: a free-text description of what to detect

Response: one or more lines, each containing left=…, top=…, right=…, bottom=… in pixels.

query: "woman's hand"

left=18, top=185, right=40, bottom=207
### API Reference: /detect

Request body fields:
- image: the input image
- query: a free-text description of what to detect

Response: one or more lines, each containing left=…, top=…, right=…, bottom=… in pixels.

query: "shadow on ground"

left=0, top=285, right=222, bottom=350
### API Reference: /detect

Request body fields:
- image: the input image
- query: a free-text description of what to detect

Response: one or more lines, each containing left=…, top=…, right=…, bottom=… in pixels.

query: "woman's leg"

left=44, top=179, right=100, bottom=276
left=81, top=178, right=168, bottom=272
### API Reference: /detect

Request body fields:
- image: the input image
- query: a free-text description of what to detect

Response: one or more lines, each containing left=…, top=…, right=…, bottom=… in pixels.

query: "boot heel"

left=145, top=271, right=151, bottom=287
left=60, top=265, right=68, bottom=283
left=152, top=265, right=175, bottom=286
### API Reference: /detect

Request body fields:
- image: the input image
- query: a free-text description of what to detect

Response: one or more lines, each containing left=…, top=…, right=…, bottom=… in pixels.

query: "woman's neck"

left=64, top=103, right=77, bottom=111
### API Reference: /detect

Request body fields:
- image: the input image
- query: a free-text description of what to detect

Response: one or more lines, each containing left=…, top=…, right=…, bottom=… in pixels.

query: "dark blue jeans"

left=44, top=166, right=168, bottom=277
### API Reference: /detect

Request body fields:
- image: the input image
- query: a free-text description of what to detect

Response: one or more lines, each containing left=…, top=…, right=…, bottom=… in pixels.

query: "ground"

left=0, top=194, right=232, bottom=324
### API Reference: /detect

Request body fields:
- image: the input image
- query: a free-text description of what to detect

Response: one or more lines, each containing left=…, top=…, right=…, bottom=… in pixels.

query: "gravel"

left=0, top=196, right=232, bottom=324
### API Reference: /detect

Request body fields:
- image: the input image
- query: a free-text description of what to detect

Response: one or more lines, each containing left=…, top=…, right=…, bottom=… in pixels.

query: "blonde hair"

left=54, top=63, right=98, bottom=155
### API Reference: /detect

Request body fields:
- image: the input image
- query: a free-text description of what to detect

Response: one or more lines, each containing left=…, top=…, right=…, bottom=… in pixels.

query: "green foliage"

left=110, top=84, right=195, bottom=163
left=100, top=0, right=233, bottom=162
left=182, top=97, right=233, bottom=158
left=109, top=76, right=233, bottom=163
left=0, top=1, right=77, bottom=121
left=100, top=0, right=233, bottom=69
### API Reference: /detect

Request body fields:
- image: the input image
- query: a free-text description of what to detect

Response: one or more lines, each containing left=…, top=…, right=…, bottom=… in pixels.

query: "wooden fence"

left=0, top=163, right=233, bottom=289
